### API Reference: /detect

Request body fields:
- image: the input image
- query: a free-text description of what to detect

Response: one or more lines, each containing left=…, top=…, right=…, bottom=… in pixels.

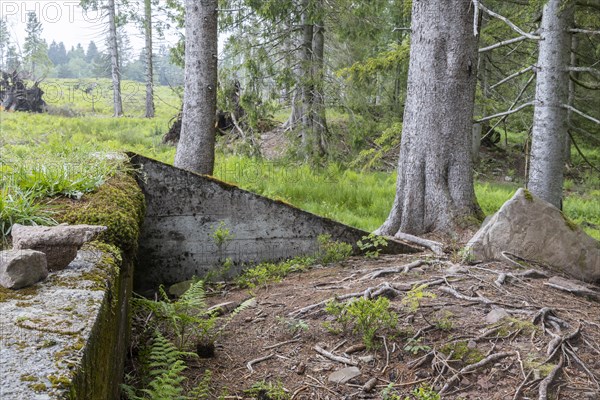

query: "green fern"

left=188, top=370, right=213, bottom=400
left=125, top=331, right=196, bottom=400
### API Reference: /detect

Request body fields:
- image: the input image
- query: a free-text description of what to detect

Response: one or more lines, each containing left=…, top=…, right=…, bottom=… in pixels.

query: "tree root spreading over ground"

left=181, top=254, right=600, bottom=399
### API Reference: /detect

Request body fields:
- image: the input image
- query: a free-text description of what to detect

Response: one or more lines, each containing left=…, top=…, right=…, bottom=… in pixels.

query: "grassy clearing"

left=1, top=78, right=598, bottom=240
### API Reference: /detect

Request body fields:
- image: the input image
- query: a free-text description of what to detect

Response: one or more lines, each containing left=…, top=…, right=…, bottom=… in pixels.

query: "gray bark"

left=311, top=7, right=327, bottom=157
left=174, top=0, right=218, bottom=175
left=144, top=0, right=155, bottom=118
left=528, top=0, right=574, bottom=209
left=565, top=35, right=578, bottom=163
left=107, top=0, right=123, bottom=117
left=377, top=0, right=481, bottom=236
left=300, top=0, right=314, bottom=156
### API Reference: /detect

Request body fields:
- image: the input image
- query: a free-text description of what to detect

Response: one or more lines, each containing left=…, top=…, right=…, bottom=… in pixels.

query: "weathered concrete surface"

left=129, top=154, right=418, bottom=291
left=466, top=188, right=600, bottom=282
left=0, top=250, right=48, bottom=289
left=11, top=224, right=107, bottom=271
left=0, top=245, right=131, bottom=399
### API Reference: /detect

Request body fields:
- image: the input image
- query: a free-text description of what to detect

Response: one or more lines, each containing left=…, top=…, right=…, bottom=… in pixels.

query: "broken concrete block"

left=328, top=366, right=361, bottom=384
left=466, top=189, right=600, bottom=282
left=0, top=250, right=48, bottom=289
left=11, top=224, right=107, bottom=271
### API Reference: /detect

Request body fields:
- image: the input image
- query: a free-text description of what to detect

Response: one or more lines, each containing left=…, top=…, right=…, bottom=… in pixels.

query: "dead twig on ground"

left=246, top=353, right=275, bottom=373
left=314, top=345, right=358, bottom=366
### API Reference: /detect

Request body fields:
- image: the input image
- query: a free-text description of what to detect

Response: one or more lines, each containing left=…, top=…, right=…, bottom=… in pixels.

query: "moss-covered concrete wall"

left=0, top=246, right=127, bottom=399
left=0, top=170, right=144, bottom=400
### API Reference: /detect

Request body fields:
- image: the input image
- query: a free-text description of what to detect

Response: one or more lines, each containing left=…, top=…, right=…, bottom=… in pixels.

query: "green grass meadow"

left=1, top=78, right=599, bottom=240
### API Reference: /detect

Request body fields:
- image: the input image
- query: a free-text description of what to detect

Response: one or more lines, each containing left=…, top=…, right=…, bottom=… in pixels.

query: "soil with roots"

left=176, top=252, right=600, bottom=399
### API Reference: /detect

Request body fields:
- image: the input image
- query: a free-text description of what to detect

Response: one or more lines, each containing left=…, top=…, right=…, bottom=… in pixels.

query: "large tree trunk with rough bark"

left=144, top=0, right=155, bottom=118
left=311, top=5, right=327, bottom=157
left=377, top=0, right=481, bottom=236
left=528, top=0, right=574, bottom=209
left=299, top=0, right=314, bottom=157
left=107, top=0, right=123, bottom=117
left=174, top=0, right=218, bottom=175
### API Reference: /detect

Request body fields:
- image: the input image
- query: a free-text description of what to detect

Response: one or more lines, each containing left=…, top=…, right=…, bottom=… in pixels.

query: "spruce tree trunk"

left=174, top=0, right=218, bottom=175
left=528, top=0, right=574, bottom=209
left=377, top=0, right=481, bottom=236
left=311, top=8, right=327, bottom=157
left=565, top=35, right=578, bottom=164
left=107, top=0, right=123, bottom=117
left=144, top=0, right=155, bottom=118
left=300, top=1, right=314, bottom=156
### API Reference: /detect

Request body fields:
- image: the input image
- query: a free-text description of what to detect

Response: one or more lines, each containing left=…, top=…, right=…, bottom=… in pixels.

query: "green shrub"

left=317, top=234, right=353, bottom=264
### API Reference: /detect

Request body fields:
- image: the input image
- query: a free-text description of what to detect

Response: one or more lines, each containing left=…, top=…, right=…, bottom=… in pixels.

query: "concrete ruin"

left=129, top=153, right=417, bottom=291
left=0, top=153, right=419, bottom=399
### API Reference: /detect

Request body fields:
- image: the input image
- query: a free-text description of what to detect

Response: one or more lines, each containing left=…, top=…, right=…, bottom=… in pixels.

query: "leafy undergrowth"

left=125, top=253, right=600, bottom=399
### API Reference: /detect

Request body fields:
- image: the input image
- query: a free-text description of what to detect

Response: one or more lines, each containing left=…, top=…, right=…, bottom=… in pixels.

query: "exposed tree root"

left=391, top=233, right=444, bottom=256
left=360, top=260, right=430, bottom=280
left=538, top=355, right=564, bottom=400
left=439, top=351, right=516, bottom=394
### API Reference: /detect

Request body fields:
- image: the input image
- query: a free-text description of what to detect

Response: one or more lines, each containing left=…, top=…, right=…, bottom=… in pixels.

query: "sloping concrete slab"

left=128, top=154, right=418, bottom=291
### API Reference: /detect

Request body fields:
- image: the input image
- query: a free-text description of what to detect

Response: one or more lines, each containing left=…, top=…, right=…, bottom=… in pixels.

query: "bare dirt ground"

left=187, top=253, right=600, bottom=399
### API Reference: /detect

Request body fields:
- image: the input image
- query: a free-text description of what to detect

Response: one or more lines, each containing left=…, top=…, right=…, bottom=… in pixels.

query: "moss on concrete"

left=58, top=171, right=145, bottom=253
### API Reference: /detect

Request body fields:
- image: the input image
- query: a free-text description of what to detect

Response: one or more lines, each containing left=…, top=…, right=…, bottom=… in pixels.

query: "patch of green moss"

left=496, top=317, right=539, bottom=336
left=58, top=172, right=145, bottom=253
left=0, top=285, right=39, bottom=303
left=30, top=383, right=47, bottom=392
left=560, top=211, right=579, bottom=232
left=523, top=189, right=534, bottom=202
left=20, top=374, right=38, bottom=382
left=48, top=374, right=71, bottom=389
left=440, top=341, right=484, bottom=365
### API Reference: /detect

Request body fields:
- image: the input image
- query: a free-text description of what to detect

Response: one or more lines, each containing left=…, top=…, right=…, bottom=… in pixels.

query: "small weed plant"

left=401, top=284, right=436, bottom=313
left=325, top=297, right=397, bottom=350
left=317, top=234, right=353, bottom=264
left=357, top=233, right=388, bottom=258
left=244, top=380, right=290, bottom=400
left=403, top=337, right=431, bottom=355
left=275, top=316, right=309, bottom=336
left=236, top=256, right=313, bottom=289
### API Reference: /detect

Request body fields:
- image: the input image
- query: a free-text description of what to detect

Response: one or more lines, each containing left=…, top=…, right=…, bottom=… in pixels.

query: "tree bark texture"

left=311, top=5, right=327, bottom=157
left=377, top=0, right=481, bottom=236
left=174, top=0, right=218, bottom=175
left=107, top=0, right=123, bottom=117
left=528, top=0, right=574, bottom=209
left=144, top=0, right=155, bottom=118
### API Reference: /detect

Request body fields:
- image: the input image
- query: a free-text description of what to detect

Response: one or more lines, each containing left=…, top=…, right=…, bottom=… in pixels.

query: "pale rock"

left=466, top=189, right=600, bottom=282
left=328, top=367, right=361, bottom=384
left=486, top=308, right=510, bottom=324
left=0, top=250, right=48, bottom=289
left=11, top=224, right=107, bottom=271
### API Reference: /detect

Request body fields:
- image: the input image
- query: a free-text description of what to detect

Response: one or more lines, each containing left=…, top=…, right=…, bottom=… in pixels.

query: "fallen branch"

left=562, top=104, right=600, bottom=125
left=246, top=353, right=275, bottom=373
left=440, top=351, right=515, bottom=394
left=538, top=354, right=564, bottom=400
left=480, top=35, right=529, bottom=53
left=439, top=286, right=493, bottom=305
left=490, top=65, right=534, bottom=90
left=263, top=339, right=301, bottom=350
left=289, top=282, right=401, bottom=318
left=360, top=260, right=429, bottom=280
left=314, top=345, right=358, bottom=366
left=476, top=101, right=534, bottom=123
left=570, top=28, right=600, bottom=35
left=477, top=2, right=540, bottom=40
left=393, top=232, right=444, bottom=255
